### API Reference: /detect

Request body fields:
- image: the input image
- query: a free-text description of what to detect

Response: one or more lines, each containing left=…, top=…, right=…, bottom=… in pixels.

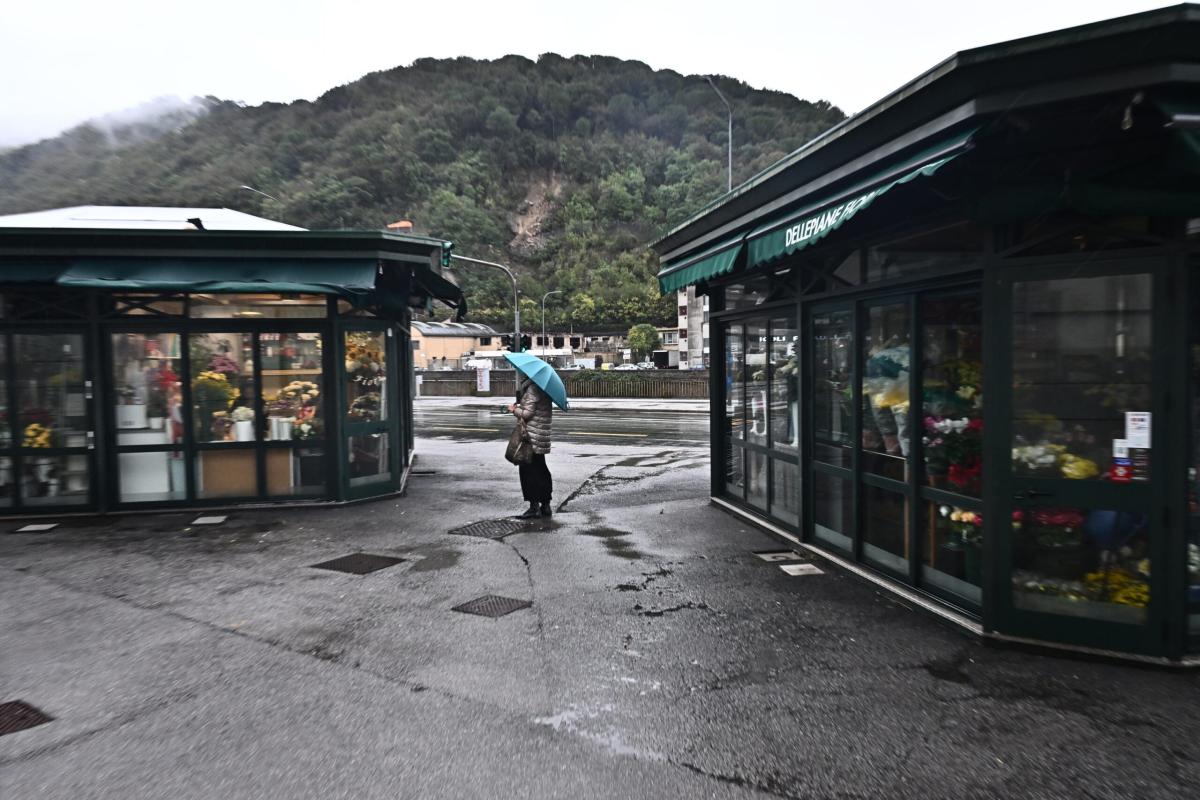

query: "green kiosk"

left=0, top=209, right=463, bottom=512
left=654, top=6, right=1200, bottom=662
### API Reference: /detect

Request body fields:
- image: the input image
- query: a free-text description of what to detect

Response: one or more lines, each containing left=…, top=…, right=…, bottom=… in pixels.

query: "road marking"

left=564, top=431, right=649, bottom=438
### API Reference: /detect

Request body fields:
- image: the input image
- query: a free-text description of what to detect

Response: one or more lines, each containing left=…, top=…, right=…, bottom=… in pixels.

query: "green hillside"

left=0, top=55, right=843, bottom=328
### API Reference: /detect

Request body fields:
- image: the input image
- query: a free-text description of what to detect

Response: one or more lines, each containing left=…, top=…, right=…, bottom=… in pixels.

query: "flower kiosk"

left=0, top=218, right=463, bottom=512
left=653, top=7, right=1200, bottom=662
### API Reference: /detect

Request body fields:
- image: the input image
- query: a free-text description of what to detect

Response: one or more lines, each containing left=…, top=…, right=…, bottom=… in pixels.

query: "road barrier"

left=416, top=369, right=710, bottom=399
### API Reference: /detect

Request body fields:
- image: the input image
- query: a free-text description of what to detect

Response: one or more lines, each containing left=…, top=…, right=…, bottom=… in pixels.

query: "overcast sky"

left=0, top=0, right=1172, bottom=148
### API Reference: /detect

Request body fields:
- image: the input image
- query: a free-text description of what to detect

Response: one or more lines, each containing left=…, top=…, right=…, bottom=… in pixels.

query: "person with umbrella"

left=505, top=352, right=570, bottom=519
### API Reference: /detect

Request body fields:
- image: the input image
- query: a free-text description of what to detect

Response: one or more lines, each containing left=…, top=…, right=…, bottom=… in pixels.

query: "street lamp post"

left=450, top=254, right=520, bottom=352
left=705, top=76, right=732, bottom=193
left=541, top=290, right=562, bottom=358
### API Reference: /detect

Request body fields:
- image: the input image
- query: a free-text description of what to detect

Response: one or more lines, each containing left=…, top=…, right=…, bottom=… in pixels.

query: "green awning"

left=657, top=236, right=744, bottom=293
left=745, top=129, right=976, bottom=269
left=412, top=263, right=468, bottom=320
left=57, top=257, right=379, bottom=297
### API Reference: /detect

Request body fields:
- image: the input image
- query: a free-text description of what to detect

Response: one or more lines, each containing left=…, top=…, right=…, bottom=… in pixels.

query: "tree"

left=627, top=324, right=661, bottom=361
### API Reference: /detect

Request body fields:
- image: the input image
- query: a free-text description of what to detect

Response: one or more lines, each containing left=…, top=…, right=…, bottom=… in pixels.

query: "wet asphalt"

left=2, top=430, right=1199, bottom=799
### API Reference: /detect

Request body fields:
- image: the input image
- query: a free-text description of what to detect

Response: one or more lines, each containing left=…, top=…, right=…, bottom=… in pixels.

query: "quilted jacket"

left=514, top=376, right=553, bottom=454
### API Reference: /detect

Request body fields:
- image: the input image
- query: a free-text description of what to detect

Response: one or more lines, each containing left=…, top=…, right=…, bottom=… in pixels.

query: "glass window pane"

left=190, top=333, right=256, bottom=443
left=195, top=449, right=257, bottom=498
left=288, top=447, right=326, bottom=496
left=862, top=484, right=909, bottom=575
left=746, top=320, right=768, bottom=446
left=0, top=456, right=12, bottom=506
left=345, top=331, right=387, bottom=423
left=769, top=314, right=799, bottom=452
left=866, top=222, right=982, bottom=283
left=1012, top=506, right=1150, bottom=624
left=725, top=446, right=744, bottom=499
left=862, top=302, right=911, bottom=481
left=17, top=334, right=88, bottom=447
left=266, top=447, right=325, bottom=497
left=920, top=500, right=982, bottom=606
left=813, top=309, right=852, bottom=447
left=813, top=471, right=852, bottom=551
left=724, top=276, right=769, bottom=310
left=22, top=453, right=89, bottom=505
left=113, top=294, right=184, bottom=316
left=771, top=459, right=799, bottom=526
left=119, top=449, right=186, bottom=503
left=190, top=294, right=327, bottom=318
left=111, top=333, right=184, bottom=444
left=0, top=337, right=8, bottom=448
left=261, top=333, right=323, bottom=442
left=349, top=433, right=391, bottom=486
left=724, top=323, right=744, bottom=442
left=1186, top=266, right=1199, bottom=646
left=746, top=449, right=767, bottom=509
left=921, top=293, right=983, bottom=497
left=1011, top=274, right=1152, bottom=481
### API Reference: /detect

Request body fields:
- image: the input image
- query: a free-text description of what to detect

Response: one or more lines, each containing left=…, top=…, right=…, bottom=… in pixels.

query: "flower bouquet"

left=345, top=336, right=384, bottom=385
left=349, top=392, right=381, bottom=421
left=23, top=423, right=51, bottom=449
left=193, top=370, right=240, bottom=442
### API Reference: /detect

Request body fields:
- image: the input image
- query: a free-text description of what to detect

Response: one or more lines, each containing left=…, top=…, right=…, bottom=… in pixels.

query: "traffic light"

left=519, top=335, right=531, bottom=352
left=500, top=335, right=513, bottom=351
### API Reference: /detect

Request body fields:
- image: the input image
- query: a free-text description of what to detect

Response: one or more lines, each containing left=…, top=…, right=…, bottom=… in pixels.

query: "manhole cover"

left=311, top=553, right=406, bottom=574
left=0, top=700, right=53, bottom=736
left=449, top=518, right=528, bottom=539
left=452, top=595, right=532, bottom=618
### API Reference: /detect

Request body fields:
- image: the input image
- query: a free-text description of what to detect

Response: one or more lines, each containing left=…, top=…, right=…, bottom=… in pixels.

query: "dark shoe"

left=540, top=503, right=552, bottom=517
left=518, top=503, right=540, bottom=519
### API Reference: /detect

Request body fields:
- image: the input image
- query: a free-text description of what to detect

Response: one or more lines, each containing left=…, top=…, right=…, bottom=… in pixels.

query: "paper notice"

left=1112, top=439, right=1129, bottom=459
left=1125, top=412, right=1151, bottom=449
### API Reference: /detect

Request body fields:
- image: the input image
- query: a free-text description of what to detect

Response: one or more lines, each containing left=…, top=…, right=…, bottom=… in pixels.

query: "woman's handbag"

left=505, top=420, right=534, bottom=465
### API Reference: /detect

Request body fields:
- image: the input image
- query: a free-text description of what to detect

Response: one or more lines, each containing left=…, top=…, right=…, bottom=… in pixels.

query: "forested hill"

left=0, top=55, right=844, bottom=327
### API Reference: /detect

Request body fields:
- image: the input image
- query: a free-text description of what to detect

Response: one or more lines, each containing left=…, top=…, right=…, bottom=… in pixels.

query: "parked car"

left=613, top=363, right=640, bottom=371
left=635, top=361, right=656, bottom=370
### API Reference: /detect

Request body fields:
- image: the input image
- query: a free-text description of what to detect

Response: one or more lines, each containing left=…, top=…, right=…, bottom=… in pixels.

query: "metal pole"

left=450, top=254, right=520, bottom=351
left=541, top=290, right=562, bottom=358
left=705, top=77, right=732, bottom=193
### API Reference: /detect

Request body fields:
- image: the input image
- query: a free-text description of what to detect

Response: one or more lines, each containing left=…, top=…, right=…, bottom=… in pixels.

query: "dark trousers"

left=519, top=454, right=552, bottom=504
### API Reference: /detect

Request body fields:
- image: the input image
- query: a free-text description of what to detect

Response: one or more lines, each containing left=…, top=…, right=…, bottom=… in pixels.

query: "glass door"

left=3, top=331, right=95, bottom=509
left=342, top=326, right=399, bottom=498
left=995, top=262, right=1168, bottom=654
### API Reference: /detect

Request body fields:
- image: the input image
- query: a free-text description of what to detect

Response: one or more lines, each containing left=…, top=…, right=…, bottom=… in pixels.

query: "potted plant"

left=192, top=370, right=239, bottom=442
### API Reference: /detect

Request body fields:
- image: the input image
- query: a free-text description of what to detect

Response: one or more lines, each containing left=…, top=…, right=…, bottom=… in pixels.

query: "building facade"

left=410, top=321, right=498, bottom=369
left=0, top=212, right=463, bottom=513
left=654, top=6, right=1200, bottom=662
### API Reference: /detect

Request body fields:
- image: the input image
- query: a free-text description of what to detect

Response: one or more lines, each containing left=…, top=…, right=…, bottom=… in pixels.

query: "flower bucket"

left=234, top=419, right=255, bottom=442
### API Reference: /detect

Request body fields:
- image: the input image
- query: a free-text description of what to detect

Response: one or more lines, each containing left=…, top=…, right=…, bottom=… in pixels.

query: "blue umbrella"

left=504, top=352, right=570, bottom=411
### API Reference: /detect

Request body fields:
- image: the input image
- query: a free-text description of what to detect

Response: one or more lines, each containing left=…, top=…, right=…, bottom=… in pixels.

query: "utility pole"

left=705, top=76, right=733, bottom=193
left=450, top=254, right=520, bottom=352
left=541, top=290, right=562, bottom=358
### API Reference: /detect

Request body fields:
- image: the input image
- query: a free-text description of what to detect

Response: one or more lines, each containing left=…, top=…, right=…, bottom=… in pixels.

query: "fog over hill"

left=0, top=54, right=843, bottom=327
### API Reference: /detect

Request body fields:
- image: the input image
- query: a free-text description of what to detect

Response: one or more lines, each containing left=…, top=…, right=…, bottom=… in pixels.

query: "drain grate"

left=311, top=553, right=406, bottom=575
left=0, top=701, right=53, bottom=736
left=449, top=518, right=529, bottom=540
left=452, top=595, right=532, bottom=618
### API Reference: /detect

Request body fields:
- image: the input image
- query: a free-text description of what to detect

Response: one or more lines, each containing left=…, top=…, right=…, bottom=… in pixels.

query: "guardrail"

left=416, top=369, right=710, bottom=399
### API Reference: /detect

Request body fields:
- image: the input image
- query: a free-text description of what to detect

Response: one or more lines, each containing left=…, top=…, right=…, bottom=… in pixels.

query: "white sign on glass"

left=1124, top=412, right=1151, bottom=449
